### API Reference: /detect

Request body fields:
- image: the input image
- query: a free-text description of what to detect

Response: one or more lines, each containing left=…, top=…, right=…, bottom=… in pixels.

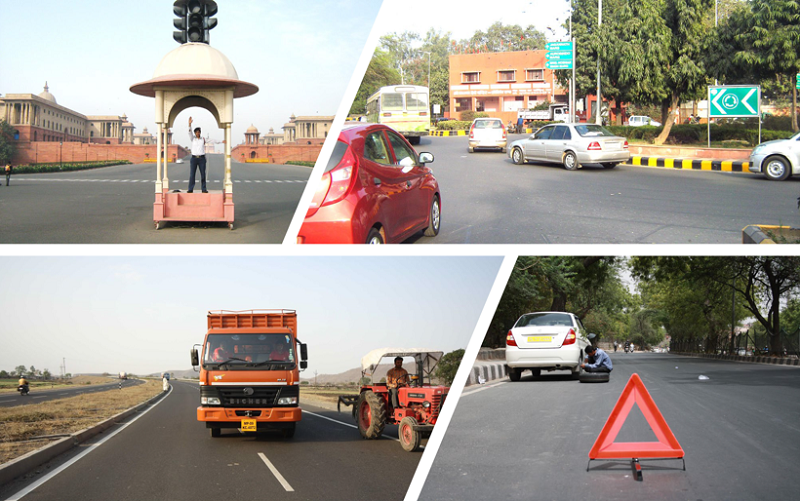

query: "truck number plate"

left=527, top=336, right=552, bottom=343
left=241, top=419, right=257, bottom=432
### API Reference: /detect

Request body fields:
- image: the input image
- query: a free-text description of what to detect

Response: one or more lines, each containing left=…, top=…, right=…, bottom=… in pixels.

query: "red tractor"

left=338, top=349, right=449, bottom=452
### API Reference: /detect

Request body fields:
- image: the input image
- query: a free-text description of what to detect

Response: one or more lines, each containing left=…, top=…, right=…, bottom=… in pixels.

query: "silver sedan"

left=748, top=132, right=800, bottom=181
left=508, top=123, right=630, bottom=170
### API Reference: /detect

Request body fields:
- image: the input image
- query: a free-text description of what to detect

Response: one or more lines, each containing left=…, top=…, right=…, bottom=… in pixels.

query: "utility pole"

left=596, top=0, right=603, bottom=125
left=314, top=370, right=318, bottom=386
left=570, top=0, right=575, bottom=124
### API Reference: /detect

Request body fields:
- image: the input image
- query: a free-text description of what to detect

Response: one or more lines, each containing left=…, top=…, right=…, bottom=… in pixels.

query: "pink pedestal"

left=154, top=189, right=234, bottom=227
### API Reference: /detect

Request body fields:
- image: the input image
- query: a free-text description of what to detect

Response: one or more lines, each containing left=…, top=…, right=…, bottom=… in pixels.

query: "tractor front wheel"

left=356, top=390, right=387, bottom=439
left=399, top=416, right=422, bottom=452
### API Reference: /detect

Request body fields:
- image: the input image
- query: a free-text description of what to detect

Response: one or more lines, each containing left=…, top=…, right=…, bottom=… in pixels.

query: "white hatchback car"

left=505, top=311, right=590, bottom=381
left=468, top=118, right=507, bottom=153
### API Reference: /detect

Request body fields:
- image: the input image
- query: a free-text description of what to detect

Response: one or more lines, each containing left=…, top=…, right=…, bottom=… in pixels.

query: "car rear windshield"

left=515, top=312, right=574, bottom=327
left=574, top=125, right=616, bottom=137
left=474, top=120, right=503, bottom=129
left=325, top=140, right=349, bottom=172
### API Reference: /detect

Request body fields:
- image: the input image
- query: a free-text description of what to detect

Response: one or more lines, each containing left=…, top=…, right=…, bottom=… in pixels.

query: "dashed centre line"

left=257, top=453, right=295, bottom=492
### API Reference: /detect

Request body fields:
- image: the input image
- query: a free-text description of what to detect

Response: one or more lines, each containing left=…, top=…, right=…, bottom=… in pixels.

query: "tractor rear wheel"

left=399, top=417, right=422, bottom=452
left=356, top=390, right=387, bottom=439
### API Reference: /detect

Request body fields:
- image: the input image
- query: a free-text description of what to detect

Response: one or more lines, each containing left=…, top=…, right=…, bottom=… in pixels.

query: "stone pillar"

left=225, top=123, right=232, bottom=194
left=156, top=123, right=163, bottom=193
left=162, top=125, right=170, bottom=190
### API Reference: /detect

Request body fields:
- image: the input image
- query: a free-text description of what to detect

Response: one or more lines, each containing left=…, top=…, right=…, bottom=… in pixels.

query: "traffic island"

left=742, top=225, right=800, bottom=244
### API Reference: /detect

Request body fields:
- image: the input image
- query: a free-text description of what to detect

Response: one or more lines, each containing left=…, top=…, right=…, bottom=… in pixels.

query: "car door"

left=360, top=131, right=407, bottom=241
left=384, top=129, right=429, bottom=237
left=546, top=125, right=571, bottom=162
left=524, top=126, right=553, bottom=161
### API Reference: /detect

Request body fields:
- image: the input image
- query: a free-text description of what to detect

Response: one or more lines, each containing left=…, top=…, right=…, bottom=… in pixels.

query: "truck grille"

left=431, top=394, right=447, bottom=417
left=203, top=385, right=299, bottom=408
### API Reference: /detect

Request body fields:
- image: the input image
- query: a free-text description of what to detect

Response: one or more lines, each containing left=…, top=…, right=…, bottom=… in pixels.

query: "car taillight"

left=501, top=123, right=507, bottom=139
left=562, top=329, right=576, bottom=346
left=306, top=146, right=356, bottom=217
left=587, top=142, right=602, bottom=151
left=506, top=330, right=517, bottom=347
left=469, top=124, right=475, bottom=139
left=623, top=140, right=629, bottom=149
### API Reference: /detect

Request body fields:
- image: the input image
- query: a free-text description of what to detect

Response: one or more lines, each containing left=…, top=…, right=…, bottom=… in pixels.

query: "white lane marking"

left=5, top=385, right=173, bottom=501
left=460, top=378, right=508, bottom=397
left=257, top=453, right=295, bottom=492
left=304, top=410, right=399, bottom=442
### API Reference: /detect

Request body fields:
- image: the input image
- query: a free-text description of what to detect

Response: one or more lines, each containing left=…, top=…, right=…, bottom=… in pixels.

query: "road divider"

left=0, top=385, right=171, bottom=489
left=430, top=130, right=467, bottom=137
left=626, top=156, right=750, bottom=173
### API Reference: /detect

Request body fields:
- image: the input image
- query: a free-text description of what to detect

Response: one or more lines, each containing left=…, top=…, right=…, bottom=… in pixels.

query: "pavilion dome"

left=246, top=124, right=259, bottom=133
left=153, top=43, right=238, bottom=80
left=38, top=82, right=57, bottom=103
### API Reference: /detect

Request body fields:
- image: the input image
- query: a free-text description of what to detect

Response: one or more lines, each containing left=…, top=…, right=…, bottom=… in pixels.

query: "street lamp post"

left=596, top=0, right=603, bottom=125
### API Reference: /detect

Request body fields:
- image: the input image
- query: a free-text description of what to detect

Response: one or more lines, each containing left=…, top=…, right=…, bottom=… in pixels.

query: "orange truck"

left=190, top=309, right=308, bottom=438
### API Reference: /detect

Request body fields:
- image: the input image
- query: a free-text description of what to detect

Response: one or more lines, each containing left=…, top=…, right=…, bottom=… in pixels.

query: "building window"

left=526, top=69, right=544, bottom=81
left=497, top=70, right=516, bottom=82
left=461, top=71, right=480, bottom=84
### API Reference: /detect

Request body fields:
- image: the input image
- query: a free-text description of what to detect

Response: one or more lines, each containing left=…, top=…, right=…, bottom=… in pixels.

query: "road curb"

left=0, top=386, right=169, bottom=487
left=430, top=130, right=467, bottom=137
left=671, top=352, right=800, bottom=366
left=468, top=362, right=507, bottom=386
left=626, top=156, right=750, bottom=173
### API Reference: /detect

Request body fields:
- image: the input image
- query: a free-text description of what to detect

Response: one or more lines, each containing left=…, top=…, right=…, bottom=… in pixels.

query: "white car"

left=748, top=132, right=800, bottom=181
left=505, top=311, right=590, bottom=381
left=468, top=118, right=507, bottom=153
left=627, top=115, right=661, bottom=127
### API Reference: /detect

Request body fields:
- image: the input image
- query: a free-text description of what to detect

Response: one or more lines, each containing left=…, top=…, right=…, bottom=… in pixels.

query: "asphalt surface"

left=0, top=380, right=423, bottom=501
left=0, top=379, right=142, bottom=408
left=411, top=135, right=800, bottom=244
left=420, top=352, right=800, bottom=501
left=0, top=154, right=310, bottom=243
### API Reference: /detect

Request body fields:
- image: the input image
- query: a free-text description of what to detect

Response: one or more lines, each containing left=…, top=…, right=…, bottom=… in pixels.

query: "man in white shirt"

left=188, top=116, right=208, bottom=193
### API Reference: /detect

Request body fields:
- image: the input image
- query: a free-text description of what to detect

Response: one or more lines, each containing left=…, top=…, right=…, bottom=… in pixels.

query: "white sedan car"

left=508, top=123, right=630, bottom=170
left=748, top=132, right=800, bottom=181
left=505, top=311, right=591, bottom=381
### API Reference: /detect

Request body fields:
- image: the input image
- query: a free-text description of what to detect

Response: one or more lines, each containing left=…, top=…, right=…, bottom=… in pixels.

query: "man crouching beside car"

left=582, top=346, right=613, bottom=373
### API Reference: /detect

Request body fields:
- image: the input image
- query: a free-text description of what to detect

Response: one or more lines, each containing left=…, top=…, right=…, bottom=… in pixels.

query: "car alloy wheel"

left=512, top=148, right=524, bottom=165
left=366, top=228, right=384, bottom=244
left=563, top=151, right=579, bottom=171
left=424, top=195, right=440, bottom=237
left=764, top=156, right=790, bottom=181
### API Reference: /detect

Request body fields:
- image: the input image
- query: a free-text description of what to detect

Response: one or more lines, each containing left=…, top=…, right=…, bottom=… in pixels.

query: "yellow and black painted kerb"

left=628, top=156, right=750, bottom=173
left=430, top=130, right=468, bottom=137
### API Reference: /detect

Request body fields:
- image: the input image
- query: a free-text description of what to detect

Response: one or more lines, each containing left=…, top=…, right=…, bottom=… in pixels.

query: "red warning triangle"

left=589, top=373, right=684, bottom=459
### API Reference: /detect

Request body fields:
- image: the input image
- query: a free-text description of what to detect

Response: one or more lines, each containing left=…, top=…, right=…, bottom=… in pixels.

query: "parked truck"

left=517, top=103, right=571, bottom=123
left=190, top=309, right=308, bottom=438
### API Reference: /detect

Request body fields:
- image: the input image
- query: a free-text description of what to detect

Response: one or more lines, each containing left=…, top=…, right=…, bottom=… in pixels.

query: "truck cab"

left=191, top=310, right=308, bottom=438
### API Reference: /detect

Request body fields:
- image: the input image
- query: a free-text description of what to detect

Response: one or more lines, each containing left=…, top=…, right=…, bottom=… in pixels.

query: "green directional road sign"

left=546, top=51, right=573, bottom=61
left=546, top=41, right=572, bottom=51
left=546, top=60, right=573, bottom=70
left=708, top=86, right=760, bottom=118
left=796, top=74, right=800, bottom=90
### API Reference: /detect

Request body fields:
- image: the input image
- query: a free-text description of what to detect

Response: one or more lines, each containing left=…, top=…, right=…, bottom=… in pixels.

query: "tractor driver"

left=386, top=356, right=410, bottom=408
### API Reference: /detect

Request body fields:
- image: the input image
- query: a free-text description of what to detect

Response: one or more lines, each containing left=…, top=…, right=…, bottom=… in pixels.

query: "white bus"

left=366, top=85, right=430, bottom=144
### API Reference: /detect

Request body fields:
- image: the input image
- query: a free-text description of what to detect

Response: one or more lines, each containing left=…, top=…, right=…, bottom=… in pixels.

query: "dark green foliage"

left=14, top=160, right=131, bottom=174
left=435, top=349, right=465, bottom=386
left=350, top=49, right=401, bottom=116
left=0, top=119, right=18, bottom=165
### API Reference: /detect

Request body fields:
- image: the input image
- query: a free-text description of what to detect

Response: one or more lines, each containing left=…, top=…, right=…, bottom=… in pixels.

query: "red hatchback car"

left=298, top=123, right=441, bottom=244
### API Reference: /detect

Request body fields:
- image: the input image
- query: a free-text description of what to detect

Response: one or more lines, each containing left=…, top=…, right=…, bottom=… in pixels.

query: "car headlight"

left=201, top=397, right=221, bottom=405
left=277, top=397, right=297, bottom=405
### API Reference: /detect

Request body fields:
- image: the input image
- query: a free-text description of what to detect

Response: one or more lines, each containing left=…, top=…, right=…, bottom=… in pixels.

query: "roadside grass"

left=0, top=380, right=163, bottom=465
left=300, top=386, right=360, bottom=407
left=0, top=376, right=116, bottom=394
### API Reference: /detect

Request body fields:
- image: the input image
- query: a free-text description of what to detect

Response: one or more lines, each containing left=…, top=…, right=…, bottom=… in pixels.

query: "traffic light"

left=173, top=0, right=217, bottom=45
left=173, top=0, right=187, bottom=44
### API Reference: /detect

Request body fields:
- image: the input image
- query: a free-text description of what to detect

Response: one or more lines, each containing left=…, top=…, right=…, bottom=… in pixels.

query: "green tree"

left=380, top=31, right=421, bottom=84
left=435, top=349, right=465, bottom=386
left=14, top=365, right=27, bottom=377
left=350, top=48, right=402, bottom=115
left=0, top=119, right=18, bottom=165
left=42, top=369, right=51, bottom=380
left=0, top=370, right=9, bottom=379
left=460, top=22, right=545, bottom=53
left=358, top=376, right=372, bottom=386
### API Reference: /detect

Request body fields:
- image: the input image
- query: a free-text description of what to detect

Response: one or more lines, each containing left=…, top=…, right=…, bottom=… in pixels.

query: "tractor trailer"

left=191, top=310, right=308, bottom=438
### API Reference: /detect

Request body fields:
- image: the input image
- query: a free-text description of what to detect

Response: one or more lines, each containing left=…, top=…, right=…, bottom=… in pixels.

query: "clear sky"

left=374, top=0, right=575, bottom=42
left=0, top=256, right=502, bottom=377
left=0, top=0, right=380, bottom=149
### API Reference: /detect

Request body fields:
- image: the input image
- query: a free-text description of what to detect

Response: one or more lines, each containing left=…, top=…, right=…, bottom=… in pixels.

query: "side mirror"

left=419, top=152, right=434, bottom=165
left=300, top=361, right=308, bottom=370
left=190, top=348, right=199, bottom=367
left=300, top=343, right=308, bottom=362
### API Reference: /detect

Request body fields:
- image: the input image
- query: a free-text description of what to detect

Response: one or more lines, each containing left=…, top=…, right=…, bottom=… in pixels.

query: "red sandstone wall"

left=12, top=142, right=189, bottom=165
left=231, top=144, right=323, bottom=164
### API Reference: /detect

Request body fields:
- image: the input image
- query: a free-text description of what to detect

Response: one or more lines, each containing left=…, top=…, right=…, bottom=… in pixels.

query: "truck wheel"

left=508, top=367, right=521, bottom=382
left=356, top=391, right=386, bottom=439
left=399, top=417, right=422, bottom=452
left=282, top=422, right=296, bottom=439
left=602, top=163, right=618, bottom=169
left=210, top=427, right=221, bottom=438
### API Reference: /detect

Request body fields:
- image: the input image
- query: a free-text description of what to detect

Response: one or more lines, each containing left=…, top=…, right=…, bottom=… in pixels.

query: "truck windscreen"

left=203, top=333, right=295, bottom=369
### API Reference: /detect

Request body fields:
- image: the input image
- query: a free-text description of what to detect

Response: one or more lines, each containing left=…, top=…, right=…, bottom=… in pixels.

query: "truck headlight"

left=201, top=397, right=221, bottom=405
left=277, top=397, right=297, bottom=405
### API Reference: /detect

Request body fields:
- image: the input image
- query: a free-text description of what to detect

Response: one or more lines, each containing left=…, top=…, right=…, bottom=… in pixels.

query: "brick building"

left=449, top=50, right=569, bottom=123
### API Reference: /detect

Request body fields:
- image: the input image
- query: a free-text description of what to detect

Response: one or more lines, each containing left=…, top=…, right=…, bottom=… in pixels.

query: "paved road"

left=0, top=155, right=309, bottom=243
left=0, top=379, right=142, bottom=408
left=420, top=353, right=800, bottom=501
left=1, top=380, right=423, bottom=501
left=411, top=135, right=800, bottom=244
